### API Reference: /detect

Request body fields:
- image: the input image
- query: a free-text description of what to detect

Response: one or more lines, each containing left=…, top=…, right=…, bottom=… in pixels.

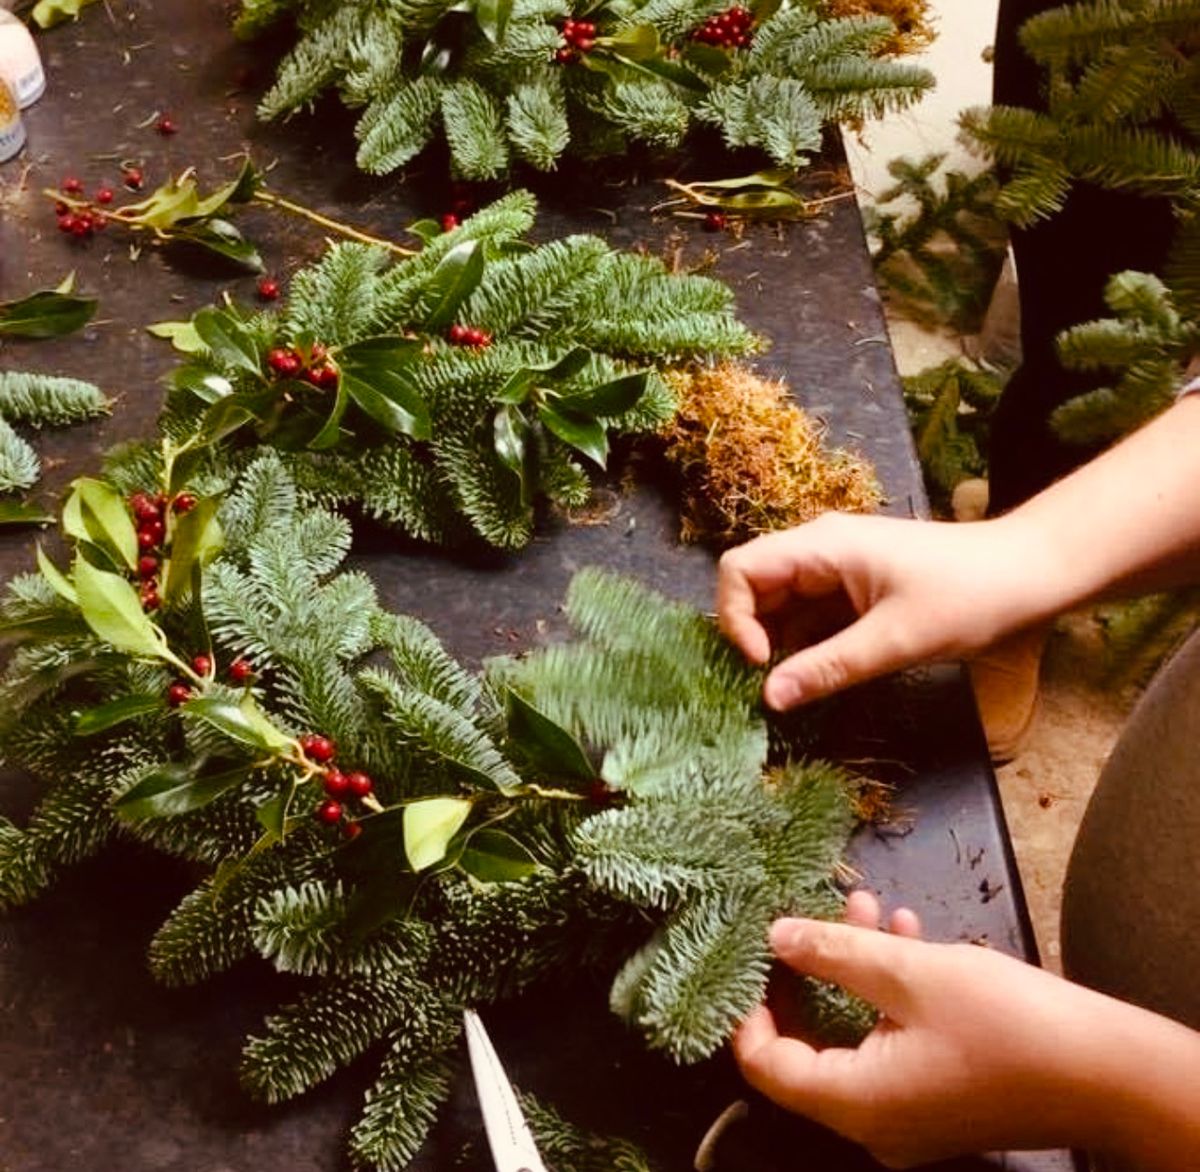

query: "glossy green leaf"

left=36, top=544, right=77, bottom=604
left=423, top=240, right=485, bottom=330
left=30, top=0, right=99, bottom=29
left=192, top=307, right=261, bottom=376
left=342, top=370, right=431, bottom=441
left=493, top=404, right=529, bottom=476
left=459, top=828, right=540, bottom=882
left=166, top=445, right=207, bottom=497
left=506, top=688, right=594, bottom=780
left=719, top=189, right=808, bottom=213
left=121, top=176, right=202, bottom=230
left=197, top=387, right=280, bottom=445
left=680, top=168, right=794, bottom=191
left=174, top=220, right=264, bottom=273
left=537, top=403, right=608, bottom=468
left=0, top=291, right=97, bottom=338
left=73, top=478, right=138, bottom=570
left=630, top=54, right=709, bottom=91
left=73, top=556, right=168, bottom=659
left=172, top=363, right=234, bottom=403
left=163, top=497, right=222, bottom=601
left=149, top=320, right=208, bottom=354
left=682, top=42, right=735, bottom=76
left=407, top=218, right=442, bottom=244
left=403, top=797, right=472, bottom=872
left=474, top=0, right=512, bottom=43
left=183, top=695, right=290, bottom=752
left=596, top=23, right=659, bottom=59
left=255, top=792, right=288, bottom=838
left=308, top=378, right=351, bottom=450
left=75, top=693, right=163, bottom=736
left=559, top=370, right=649, bottom=417
left=0, top=502, right=54, bottom=526
left=114, top=761, right=250, bottom=821
left=190, top=160, right=263, bottom=218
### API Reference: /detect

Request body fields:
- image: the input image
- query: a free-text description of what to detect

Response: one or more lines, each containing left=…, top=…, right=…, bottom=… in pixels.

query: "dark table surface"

left=0, top=4, right=1074, bottom=1171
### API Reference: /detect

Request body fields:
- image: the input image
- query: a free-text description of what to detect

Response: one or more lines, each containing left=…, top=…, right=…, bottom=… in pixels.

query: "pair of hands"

left=716, top=514, right=1200, bottom=1166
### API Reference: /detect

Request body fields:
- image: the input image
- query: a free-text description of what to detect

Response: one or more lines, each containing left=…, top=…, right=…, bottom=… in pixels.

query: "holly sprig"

left=0, top=272, right=97, bottom=339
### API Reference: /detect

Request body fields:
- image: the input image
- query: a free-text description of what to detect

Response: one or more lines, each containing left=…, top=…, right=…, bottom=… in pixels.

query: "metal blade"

left=463, top=1009, right=548, bottom=1172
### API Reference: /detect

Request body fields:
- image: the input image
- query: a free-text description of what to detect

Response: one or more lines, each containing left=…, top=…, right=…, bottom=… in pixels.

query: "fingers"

left=768, top=917, right=917, bottom=1020
left=889, top=906, right=922, bottom=939
left=731, top=1006, right=829, bottom=1117
left=844, top=889, right=882, bottom=929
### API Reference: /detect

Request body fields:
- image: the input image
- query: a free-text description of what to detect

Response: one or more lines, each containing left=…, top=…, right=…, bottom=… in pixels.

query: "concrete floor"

left=843, top=0, right=1136, bottom=970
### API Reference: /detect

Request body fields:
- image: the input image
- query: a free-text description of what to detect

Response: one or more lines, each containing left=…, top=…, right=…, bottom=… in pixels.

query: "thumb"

left=769, top=918, right=918, bottom=1021
left=762, top=606, right=907, bottom=710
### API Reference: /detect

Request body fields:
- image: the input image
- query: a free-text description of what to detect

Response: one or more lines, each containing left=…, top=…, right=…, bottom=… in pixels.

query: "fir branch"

left=0, top=371, right=110, bottom=427
left=0, top=419, right=41, bottom=493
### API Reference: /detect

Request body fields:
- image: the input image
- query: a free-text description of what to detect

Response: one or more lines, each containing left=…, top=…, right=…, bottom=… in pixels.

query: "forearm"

left=989, top=394, right=1200, bottom=623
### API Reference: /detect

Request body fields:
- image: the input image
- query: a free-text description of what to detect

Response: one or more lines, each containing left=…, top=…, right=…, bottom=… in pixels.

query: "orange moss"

left=661, top=363, right=882, bottom=548
left=818, top=0, right=936, bottom=56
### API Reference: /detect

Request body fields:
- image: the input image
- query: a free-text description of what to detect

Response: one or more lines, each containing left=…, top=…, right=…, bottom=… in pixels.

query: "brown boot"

left=968, top=625, right=1049, bottom=764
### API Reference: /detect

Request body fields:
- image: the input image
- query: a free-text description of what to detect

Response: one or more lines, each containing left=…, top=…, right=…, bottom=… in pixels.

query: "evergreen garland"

left=238, top=0, right=933, bottom=178
left=0, top=453, right=867, bottom=1169
left=142, top=191, right=759, bottom=549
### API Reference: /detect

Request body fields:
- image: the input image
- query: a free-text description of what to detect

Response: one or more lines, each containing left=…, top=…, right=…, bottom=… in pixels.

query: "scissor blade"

left=463, top=1009, right=548, bottom=1172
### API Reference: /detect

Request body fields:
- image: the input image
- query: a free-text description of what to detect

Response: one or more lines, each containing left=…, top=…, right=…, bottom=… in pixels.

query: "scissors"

left=463, top=1008, right=549, bottom=1172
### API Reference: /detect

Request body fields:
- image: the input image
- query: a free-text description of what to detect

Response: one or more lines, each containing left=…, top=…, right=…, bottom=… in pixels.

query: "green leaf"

left=408, top=218, right=443, bottom=244
left=342, top=370, right=431, bottom=441
left=73, top=556, right=168, bottom=659
left=493, top=404, right=531, bottom=500
left=114, top=761, right=250, bottom=821
left=459, top=828, right=539, bottom=882
left=255, top=792, right=288, bottom=838
left=0, top=501, right=54, bottom=526
left=183, top=695, right=290, bottom=752
left=308, top=378, right=351, bottom=450
left=495, top=349, right=592, bottom=405
left=0, top=290, right=98, bottom=338
left=71, top=477, right=138, bottom=570
left=121, top=176, right=202, bottom=230
left=174, top=220, right=264, bottom=273
left=506, top=688, right=595, bottom=780
left=196, top=387, right=280, bottom=445
left=36, top=544, right=77, bottom=604
left=173, top=363, right=234, bottom=403
left=148, top=320, right=208, bottom=354
left=596, top=23, right=659, bottom=60
left=559, top=370, right=649, bottom=416
left=681, top=168, right=794, bottom=191
left=190, top=159, right=263, bottom=218
left=423, top=240, right=486, bottom=330
left=30, top=0, right=99, bottom=29
left=404, top=797, right=472, bottom=871
left=163, top=497, right=223, bottom=601
left=537, top=403, right=608, bottom=468
left=75, top=693, right=163, bottom=736
left=682, top=42, right=734, bottom=77
left=166, top=444, right=208, bottom=497
left=55, top=272, right=77, bottom=294
left=192, top=307, right=262, bottom=376
left=474, top=0, right=512, bottom=43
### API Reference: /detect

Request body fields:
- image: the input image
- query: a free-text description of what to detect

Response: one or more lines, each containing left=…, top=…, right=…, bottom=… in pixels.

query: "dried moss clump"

left=818, top=0, right=936, bottom=56
left=661, top=364, right=882, bottom=547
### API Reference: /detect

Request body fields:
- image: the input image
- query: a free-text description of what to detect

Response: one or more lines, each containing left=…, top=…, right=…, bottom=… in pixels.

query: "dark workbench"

left=0, top=3, right=1074, bottom=1170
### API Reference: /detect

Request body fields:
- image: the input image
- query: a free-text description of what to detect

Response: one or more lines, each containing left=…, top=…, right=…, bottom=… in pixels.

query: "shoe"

left=968, top=625, right=1048, bottom=764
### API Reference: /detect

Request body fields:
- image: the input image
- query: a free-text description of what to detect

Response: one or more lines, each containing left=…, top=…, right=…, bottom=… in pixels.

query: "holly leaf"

left=596, top=23, right=659, bottom=59
left=149, top=320, right=208, bottom=355
left=423, top=240, right=485, bottom=330
left=196, top=387, right=280, bottom=445
left=473, top=0, right=513, bottom=43
left=0, top=502, right=54, bottom=526
left=404, top=797, right=472, bottom=871
left=495, top=348, right=592, bottom=405
left=173, top=220, right=264, bottom=273
left=341, top=370, right=431, bottom=441
left=113, top=761, right=251, bottom=821
left=190, top=159, right=263, bottom=218
left=73, top=556, right=169, bottom=660
left=29, top=0, right=99, bottom=29
left=537, top=403, right=608, bottom=468
left=255, top=792, right=289, bottom=839
left=307, top=377, right=351, bottom=450
left=75, top=693, right=163, bottom=736
left=192, top=307, right=261, bottom=376
left=459, top=828, right=539, bottom=882
left=162, top=497, right=222, bottom=601
left=121, top=175, right=202, bottom=230
left=0, top=290, right=97, bottom=338
left=68, top=477, right=138, bottom=570
left=183, top=695, right=290, bottom=752
left=677, top=168, right=794, bottom=191
left=407, top=218, right=442, bottom=244
left=559, top=370, right=649, bottom=417
left=36, top=544, right=77, bottom=604
left=505, top=689, right=595, bottom=780
left=493, top=404, right=533, bottom=506
left=172, top=363, right=234, bottom=403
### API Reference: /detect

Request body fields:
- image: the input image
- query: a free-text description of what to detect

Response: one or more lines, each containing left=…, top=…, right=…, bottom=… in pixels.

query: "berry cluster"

left=129, top=489, right=196, bottom=611
left=53, top=177, right=112, bottom=240
left=165, top=654, right=251, bottom=708
left=690, top=5, right=754, bottom=48
left=556, top=16, right=597, bottom=62
left=303, top=733, right=374, bottom=840
left=447, top=323, right=493, bottom=349
left=267, top=342, right=339, bottom=388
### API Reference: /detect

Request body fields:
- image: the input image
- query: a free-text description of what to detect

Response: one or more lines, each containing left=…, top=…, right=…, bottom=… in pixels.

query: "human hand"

left=717, top=513, right=1048, bottom=710
left=733, top=894, right=1200, bottom=1168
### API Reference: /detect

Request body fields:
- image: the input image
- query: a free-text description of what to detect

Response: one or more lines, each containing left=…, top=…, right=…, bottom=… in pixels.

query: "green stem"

left=252, top=190, right=417, bottom=258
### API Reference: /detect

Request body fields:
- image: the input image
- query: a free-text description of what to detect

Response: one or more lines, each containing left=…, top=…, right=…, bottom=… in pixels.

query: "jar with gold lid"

left=0, top=74, right=25, bottom=163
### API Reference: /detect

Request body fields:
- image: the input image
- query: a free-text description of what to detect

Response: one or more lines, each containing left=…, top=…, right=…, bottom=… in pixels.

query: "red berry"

left=147, top=518, right=166, bottom=542
left=703, top=211, right=728, bottom=232
left=167, top=682, right=192, bottom=707
left=555, top=46, right=576, bottom=62
left=301, top=733, right=336, bottom=763
left=70, top=218, right=92, bottom=239
left=141, top=589, right=160, bottom=612
left=138, top=527, right=159, bottom=551
left=172, top=493, right=197, bottom=514
left=268, top=347, right=302, bottom=377
left=156, top=115, right=178, bottom=136
left=56, top=215, right=76, bottom=234
left=342, top=820, right=362, bottom=840
left=448, top=323, right=467, bottom=344
left=228, top=658, right=253, bottom=684
left=256, top=276, right=281, bottom=301
left=55, top=201, right=69, bottom=217
left=315, top=364, right=339, bottom=389
left=62, top=176, right=83, bottom=195
left=311, top=343, right=328, bottom=362
left=576, top=36, right=594, bottom=51
left=346, top=771, right=374, bottom=798
left=122, top=167, right=143, bottom=190
left=323, top=769, right=350, bottom=798
left=138, top=555, right=158, bottom=578
left=192, top=654, right=212, bottom=677
left=315, top=799, right=343, bottom=825
left=95, top=187, right=114, bottom=205
left=440, top=213, right=459, bottom=232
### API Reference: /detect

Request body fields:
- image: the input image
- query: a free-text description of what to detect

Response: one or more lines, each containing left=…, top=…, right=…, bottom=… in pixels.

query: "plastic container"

left=0, top=11, right=45, bottom=109
left=0, top=74, right=26, bottom=162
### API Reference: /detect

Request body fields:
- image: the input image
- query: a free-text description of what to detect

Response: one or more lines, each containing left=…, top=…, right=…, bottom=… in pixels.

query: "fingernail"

left=764, top=676, right=800, bottom=711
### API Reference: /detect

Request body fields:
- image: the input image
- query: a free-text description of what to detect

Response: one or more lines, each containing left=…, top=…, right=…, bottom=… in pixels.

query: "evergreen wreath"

left=144, top=190, right=759, bottom=550
left=237, top=0, right=933, bottom=178
left=0, top=452, right=868, bottom=1170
